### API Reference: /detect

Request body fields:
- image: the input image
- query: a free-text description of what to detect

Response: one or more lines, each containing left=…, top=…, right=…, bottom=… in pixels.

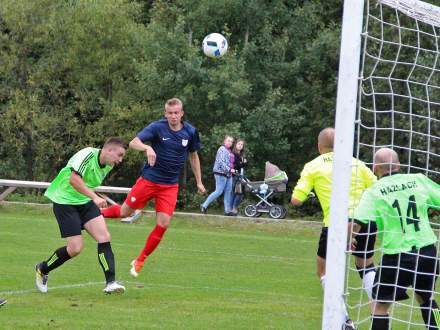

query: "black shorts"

left=373, top=245, right=439, bottom=302
left=53, top=201, right=101, bottom=238
left=316, top=222, right=377, bottom=259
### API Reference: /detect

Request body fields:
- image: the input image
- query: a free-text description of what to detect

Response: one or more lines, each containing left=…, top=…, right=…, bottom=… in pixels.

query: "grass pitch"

left=0, top=204, right=322, bottom=329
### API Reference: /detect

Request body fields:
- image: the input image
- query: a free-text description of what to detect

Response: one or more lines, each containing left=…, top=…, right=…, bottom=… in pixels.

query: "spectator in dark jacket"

left=200, top=136, right=235, bottom=215
left=230, top=139, right=247, bottom=214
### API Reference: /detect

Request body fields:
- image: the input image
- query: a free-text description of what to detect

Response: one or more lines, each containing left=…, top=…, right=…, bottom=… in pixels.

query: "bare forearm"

left=290, top=197, right=303, bottom=206
left=189, top=153, right=202, bottom=184
left=129, top=137, right=150, bottom=152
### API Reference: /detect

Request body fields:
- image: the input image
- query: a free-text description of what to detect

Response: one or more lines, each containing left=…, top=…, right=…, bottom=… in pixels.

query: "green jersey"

left=354, top=173, right=440, bottom=254
left=45, top=147, right=113, bottom=205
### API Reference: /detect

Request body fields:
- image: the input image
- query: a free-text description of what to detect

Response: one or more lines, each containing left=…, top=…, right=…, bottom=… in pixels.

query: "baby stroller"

left=239, top=162, right=288, bottom=219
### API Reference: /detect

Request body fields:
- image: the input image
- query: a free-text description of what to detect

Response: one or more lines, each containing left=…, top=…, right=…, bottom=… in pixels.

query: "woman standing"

left=200, top=136, right=235, bottom=215
left=230, top=139, right=247, bottom=215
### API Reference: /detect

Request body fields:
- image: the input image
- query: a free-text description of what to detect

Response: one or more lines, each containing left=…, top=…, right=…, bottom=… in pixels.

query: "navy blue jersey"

left=137, top=119, right=200, bottom=184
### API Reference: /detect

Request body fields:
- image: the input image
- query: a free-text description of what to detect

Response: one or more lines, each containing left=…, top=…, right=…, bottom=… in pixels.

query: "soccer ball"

left=202, top=33, right=228, bottom=58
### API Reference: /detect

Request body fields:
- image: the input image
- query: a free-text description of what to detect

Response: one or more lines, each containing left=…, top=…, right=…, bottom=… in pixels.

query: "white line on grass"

left=0, top=281, right=318, bottom=301
left=1, top=201, right=323, bottom=226
left=0, top=281, right=104, bottom=295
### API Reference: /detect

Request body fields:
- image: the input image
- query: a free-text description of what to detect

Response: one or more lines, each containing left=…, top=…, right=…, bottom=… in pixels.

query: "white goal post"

left=324, top=0, right=440, bottom=328
left=322, top=0, right=365, bottom=328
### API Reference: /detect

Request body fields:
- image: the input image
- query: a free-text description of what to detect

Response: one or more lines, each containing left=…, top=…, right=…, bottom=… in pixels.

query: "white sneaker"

left=121, top=210, right=143, bottom=224
left=130, top=259, right=144, bottom=278
left=35, top=263, right=48, bottom=293
left=103, top=281, right=125, bottom=294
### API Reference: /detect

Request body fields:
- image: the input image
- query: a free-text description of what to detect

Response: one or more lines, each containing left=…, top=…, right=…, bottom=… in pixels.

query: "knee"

left=68, top=240, right=83, bottom=257
left=157, top=213, right=171, bottom=228
left=373, top=302, right=390, bottom=315
left=355, top=256, right=374, bottom=268
left=97, top=231, right=111, bottom=243
left=157, top=219, right=170, bottom=228
left=416, top=292, right=432, bottom=305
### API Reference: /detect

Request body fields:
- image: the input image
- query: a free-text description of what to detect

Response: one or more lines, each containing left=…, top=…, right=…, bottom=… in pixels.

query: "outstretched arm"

left=189, top=151, right=206, bottom=193
left=69, top=172, right=107, bottom=208
left=129, top=137, right=156, bottom=166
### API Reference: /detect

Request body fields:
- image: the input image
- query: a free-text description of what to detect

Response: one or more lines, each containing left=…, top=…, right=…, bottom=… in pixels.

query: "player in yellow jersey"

left=291, top=128, right=377, bottom=301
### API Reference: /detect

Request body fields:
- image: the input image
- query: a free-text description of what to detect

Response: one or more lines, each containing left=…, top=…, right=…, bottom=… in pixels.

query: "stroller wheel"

left=269, top=205, right=284, bottom=219
left=280, top=206, right=287, bottom=219
left=244, top=204, right=259, bottom=217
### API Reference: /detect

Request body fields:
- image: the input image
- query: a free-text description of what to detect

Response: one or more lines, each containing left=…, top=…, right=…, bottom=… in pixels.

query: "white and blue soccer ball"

left=202, top=33, right=228, bottom=58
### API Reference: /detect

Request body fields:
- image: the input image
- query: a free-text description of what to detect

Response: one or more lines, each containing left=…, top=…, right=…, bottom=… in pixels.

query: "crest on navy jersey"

left=182, top=139, right=188, bottom=147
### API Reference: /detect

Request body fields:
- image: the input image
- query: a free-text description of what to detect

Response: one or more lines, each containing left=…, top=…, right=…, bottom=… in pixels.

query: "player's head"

left=223, top=135, right=234, bottom=149
left=101, top=137, right=127, bottom=166
left=373, top=148, right=400, bottom=177
left=318, top=127, right=334, bottom=154
left=164, top=98, right=184, bottom=127
left=233, top=139, right=245, bottom=154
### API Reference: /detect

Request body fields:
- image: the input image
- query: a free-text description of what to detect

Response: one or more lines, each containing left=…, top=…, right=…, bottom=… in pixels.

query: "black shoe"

left=225, top=212, right=236, bottom=216
left=0, top=299, right=6, bottom=307
left=200, top=205, right=207, bottom=214
left=343, top=319, right=356, bottom=330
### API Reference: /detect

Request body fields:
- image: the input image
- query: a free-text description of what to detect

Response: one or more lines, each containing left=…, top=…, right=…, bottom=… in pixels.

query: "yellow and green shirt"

left=292, top=152, right=376, bottom=227
left=45, top=147, right=113, bottom=205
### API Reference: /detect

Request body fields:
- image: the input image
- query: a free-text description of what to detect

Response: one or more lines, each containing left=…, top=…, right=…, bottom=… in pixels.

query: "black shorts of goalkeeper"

left=316, top=221, right=377, bottom=259
left=373, top=244, right=438, bottom=302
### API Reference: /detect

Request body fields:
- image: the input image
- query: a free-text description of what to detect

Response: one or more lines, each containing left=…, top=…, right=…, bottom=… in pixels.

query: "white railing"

left=0, top=179, right=130, bottom=204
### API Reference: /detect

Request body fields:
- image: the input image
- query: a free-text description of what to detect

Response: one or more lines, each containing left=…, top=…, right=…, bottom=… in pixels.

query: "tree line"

left=0, top=0, right=342, bottom=210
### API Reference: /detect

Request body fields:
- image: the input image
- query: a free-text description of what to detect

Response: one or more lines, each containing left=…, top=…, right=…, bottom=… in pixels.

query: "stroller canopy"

left=264, top=162, right=288, bottom=182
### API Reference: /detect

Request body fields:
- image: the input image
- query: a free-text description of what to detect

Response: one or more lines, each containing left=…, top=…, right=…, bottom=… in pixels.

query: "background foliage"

left=0, top=0, right=342, bottom=210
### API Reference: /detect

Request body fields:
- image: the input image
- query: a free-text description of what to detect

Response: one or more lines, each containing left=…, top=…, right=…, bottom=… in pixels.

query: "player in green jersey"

left=36, top=138, right=127, bottom=294
left=353, top=148, right=440, bottom=329
left=291, top=128, right=377, bottom=299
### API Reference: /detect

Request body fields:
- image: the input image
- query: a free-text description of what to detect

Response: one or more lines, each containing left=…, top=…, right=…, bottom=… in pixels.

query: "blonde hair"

left=165, top=98, right=183, bottom=111
left=224, top=135, right=234, bottom=143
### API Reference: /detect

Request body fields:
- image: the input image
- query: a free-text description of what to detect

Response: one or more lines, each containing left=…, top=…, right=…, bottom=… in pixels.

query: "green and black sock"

left=98, top=242, right=115, bottom=284
left=421, top=299, right=440, bottom=329
left=40, top=246, right=71, bottom=274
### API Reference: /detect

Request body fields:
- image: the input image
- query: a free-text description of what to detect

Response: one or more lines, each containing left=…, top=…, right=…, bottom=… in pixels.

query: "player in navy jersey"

left=101, top=98, right=206, bottom=276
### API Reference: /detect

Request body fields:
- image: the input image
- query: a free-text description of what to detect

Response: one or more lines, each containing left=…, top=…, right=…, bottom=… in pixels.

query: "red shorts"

left=125, top=177, right=179, bottom=216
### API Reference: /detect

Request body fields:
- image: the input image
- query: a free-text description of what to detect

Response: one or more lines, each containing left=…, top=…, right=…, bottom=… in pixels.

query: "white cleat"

left=121, top=210, right=143, bottom=224
left=35, top=263, right=48, bottom=293
left=129, top=259, right=144, bottom=278
left=103, top=281, right=125, bottom=294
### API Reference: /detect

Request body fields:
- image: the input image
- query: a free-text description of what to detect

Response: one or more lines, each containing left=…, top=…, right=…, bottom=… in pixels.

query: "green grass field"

left=0, top=204, right=323, bottom=329
left=1, top=204, right=431, bottom=329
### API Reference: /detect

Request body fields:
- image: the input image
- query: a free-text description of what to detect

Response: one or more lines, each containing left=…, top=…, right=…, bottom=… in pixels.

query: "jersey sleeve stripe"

left=77, top=152, right=94, bottom=174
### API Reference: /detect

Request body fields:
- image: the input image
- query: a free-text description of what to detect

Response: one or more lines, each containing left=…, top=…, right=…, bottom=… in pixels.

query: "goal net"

left=332, top=0, right=440, bottom=329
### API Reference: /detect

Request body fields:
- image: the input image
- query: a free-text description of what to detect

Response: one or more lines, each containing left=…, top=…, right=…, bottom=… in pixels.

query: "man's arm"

left=189, top=151, right=206, bottom=193
left=69, top=172, right=107, bottom=208
left=129, top=137, right=156, bottom=167
left=291, top=198, right=303, bottom=206
left=290, top=166, right=313, bottom=206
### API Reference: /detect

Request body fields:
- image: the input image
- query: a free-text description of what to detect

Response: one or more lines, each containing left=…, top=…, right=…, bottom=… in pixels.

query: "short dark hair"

left=103, top=137, right=127, bottom=149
